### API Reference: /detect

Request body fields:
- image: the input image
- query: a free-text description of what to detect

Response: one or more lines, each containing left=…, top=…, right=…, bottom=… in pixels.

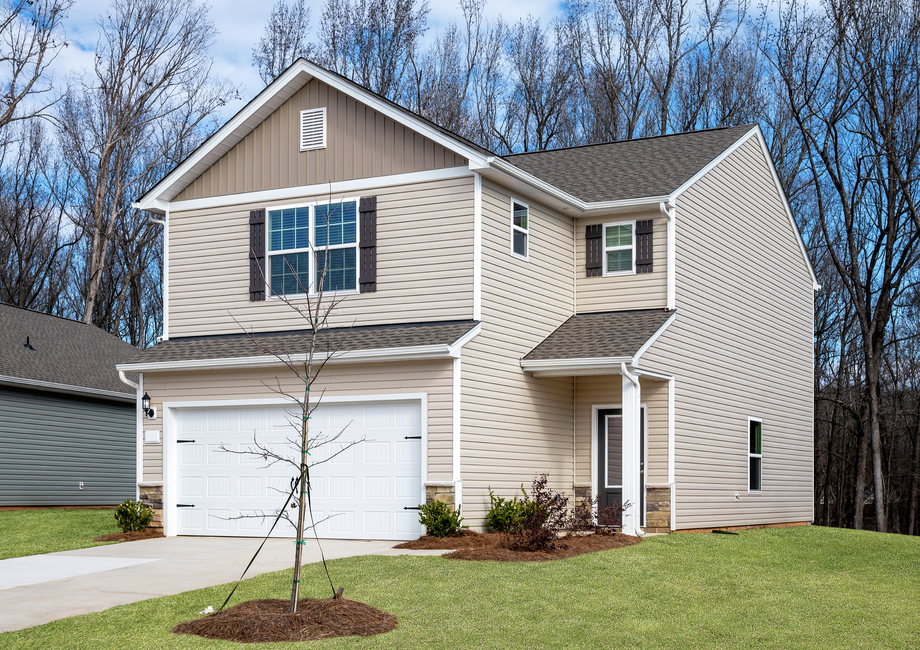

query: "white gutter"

left=659, top=201, right=676, bottom=311
left=0, top=374, right=134, bottom=402
left=521, top=356, right=633, bottom=377
left=149, top=212, right=168, bottom=341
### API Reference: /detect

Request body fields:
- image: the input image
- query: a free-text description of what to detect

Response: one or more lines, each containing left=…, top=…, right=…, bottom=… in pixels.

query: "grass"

left=2, top=526, right=920, bottom=649
left=0, top=508, right=120, bottom=560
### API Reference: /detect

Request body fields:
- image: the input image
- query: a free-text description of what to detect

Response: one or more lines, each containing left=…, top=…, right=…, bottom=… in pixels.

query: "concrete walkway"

left=0, top=537, right=445, bottom=633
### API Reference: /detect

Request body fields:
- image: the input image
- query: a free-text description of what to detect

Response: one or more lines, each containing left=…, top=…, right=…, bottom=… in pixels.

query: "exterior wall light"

left=142, top=392, right=157, bottom=419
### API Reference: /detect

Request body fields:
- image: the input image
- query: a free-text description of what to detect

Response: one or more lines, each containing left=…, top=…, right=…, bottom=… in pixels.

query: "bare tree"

left=57, top=0, right=236, bottom=329
left=252, top=0, right=315, bottom=86
left=0, top=0, right=72, bottom=129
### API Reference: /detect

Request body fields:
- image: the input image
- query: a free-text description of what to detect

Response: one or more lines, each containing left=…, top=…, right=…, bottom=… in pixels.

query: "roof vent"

left=24, top=336, right=35, bottom=350
left=300, top=107, right=326, bottom=152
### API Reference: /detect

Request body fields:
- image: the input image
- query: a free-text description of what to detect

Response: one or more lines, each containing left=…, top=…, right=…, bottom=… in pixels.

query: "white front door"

left=172, top=401, right=423, bottom=540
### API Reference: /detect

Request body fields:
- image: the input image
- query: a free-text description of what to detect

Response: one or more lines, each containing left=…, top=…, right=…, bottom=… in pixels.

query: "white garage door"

left=172, top=401, right=423, bottom=540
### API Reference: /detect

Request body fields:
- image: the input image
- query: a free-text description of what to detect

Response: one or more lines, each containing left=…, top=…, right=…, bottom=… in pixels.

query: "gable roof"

left=501, top=125, right=755, bottom=203
left=0, top=304, right=138, bottom=400
left=117, top=320, right=480, bottom=372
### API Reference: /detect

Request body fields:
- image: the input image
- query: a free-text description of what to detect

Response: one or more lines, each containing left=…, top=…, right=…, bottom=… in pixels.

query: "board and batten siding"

left=0, top=386, right=135, bottom=506
left=176, top=79, right=467, bottom=201
left=140, top=360, right=453, bottom=485
left=576, top=211, right=667, bottom=312
left=573, top=376, right=669, bottom=488
left=641, top=135, right=814, bottom=529
left=460, top=179, right=575, bottom=526
left=168, top=175, right=475, bottom=337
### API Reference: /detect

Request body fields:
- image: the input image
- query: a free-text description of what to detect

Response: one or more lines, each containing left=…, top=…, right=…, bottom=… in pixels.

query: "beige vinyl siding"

left=641, top=136, right=814, bottom=529
left=168, top=175, right=474, bottom=337
left=177, top=79, right=467, bottom=201
left=573, top=376, right=668, bottom=487
left=460, top=180, right=575, bottom=527
left=576, top=212, right=667, bottom=312
left=140, top=360, right=453, bottom=484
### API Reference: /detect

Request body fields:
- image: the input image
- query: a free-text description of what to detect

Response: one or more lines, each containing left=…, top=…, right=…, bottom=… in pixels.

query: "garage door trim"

left=161, top=393, right=428, bottom=537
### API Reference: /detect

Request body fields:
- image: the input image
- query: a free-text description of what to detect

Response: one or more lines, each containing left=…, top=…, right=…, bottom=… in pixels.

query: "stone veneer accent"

left=645, top=484, right=671, bottom=533
left=138, top=482, right=164, bottom=532
left=425, top=482, right=455, bottom=509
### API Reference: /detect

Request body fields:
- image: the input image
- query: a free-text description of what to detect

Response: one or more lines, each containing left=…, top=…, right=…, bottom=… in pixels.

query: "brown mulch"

left=172, top=598, right=397, bottom=643
left=395, top=530, right=640, bottom=561
left=92, top=530, right=164, bottom=542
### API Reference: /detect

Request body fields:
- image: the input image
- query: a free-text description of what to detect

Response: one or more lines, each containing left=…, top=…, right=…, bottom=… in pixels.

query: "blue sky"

left=50, top=0, right=563, bottom=123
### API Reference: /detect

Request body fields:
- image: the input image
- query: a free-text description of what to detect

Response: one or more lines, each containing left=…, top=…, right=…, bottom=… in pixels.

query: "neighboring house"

left=0, top=304, right=139, bottom=507
left=118, top=59, right=818, bottom=540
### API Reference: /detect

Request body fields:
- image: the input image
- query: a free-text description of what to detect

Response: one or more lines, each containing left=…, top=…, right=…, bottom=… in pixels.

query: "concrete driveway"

left=0, top=536, right=445, bottom=633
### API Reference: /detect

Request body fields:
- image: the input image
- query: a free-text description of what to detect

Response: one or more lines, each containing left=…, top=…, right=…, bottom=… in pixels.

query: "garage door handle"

left=177, top=439, right=196, bottom=443
left=403, top=506, right=421, bottom=510
left=177, top=504, right=195, bottom=508
left=404, top=436, right=421, bottom=440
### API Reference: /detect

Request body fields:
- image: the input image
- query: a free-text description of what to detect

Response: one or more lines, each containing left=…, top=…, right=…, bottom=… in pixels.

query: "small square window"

left=511, top=200, right=529, bottom=259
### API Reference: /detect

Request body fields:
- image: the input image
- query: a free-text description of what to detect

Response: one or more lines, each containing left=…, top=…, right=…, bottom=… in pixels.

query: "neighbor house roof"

left=501, top=125, right=755, bottom=203
left=117, top=320, right=481, bottom=372
left=521, top=310, right=675, bottom=376
left=0, top=304, right=138, bottom=400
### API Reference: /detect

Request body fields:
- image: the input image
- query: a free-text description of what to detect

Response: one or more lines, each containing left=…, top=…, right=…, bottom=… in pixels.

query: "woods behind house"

left=1, top=0, right=918, bottom=535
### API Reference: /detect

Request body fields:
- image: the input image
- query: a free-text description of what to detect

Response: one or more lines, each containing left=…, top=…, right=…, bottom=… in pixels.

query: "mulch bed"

left=394, top=530, right=639, bottom=561
left=173, top=598, right=397, bottom=643
left=92, top=530, right=165, bottom=542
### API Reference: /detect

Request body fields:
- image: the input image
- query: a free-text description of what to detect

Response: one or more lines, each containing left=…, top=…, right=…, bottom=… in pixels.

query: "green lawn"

left=2, top=526, right=919, bottom=649
left=0, top=508, right=120, bottom=560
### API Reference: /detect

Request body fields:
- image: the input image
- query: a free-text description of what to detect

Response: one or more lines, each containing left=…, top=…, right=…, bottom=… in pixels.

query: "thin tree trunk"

left=866, top=359, right=888, bottom=533
left=854, top=426, right=868, bottom=530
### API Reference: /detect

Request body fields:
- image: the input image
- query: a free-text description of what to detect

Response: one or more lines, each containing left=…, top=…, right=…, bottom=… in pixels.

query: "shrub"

left=418, top=500, right=466, bottom=537
left=114, top=499, right=154, bottom=532
left=486, top=488, right=529, bottom=532
left=502, top=474, right=571, bottom=552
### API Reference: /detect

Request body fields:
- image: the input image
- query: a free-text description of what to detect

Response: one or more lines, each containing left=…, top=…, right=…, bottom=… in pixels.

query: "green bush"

left=114, top=499, right=154, bottom=533
left=418, top=500, right=466, bottom=537
left=486, top=487, right=529, bottom=532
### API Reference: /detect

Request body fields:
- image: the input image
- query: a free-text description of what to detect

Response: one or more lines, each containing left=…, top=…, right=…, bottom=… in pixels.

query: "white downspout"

left=660, top=201, right=676, bottom=311
left=473, top=173, right=482, bottom=322
left=621, top=363, right=645, bottom=537
left=150, top=211, right=168, bottom=341
left=452, top=355, right=462, bottom=509
left=668, top=376, right=676, bottom=531
left=119, top=370, right=143, bottom=501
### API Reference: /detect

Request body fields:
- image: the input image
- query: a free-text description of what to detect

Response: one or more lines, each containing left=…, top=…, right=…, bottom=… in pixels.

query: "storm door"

left=596, top=407, right=646, bottom=526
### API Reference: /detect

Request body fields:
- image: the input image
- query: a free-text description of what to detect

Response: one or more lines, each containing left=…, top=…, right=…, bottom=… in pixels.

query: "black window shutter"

left=359, top=196, right=377, bottom=292
left=636, top=219, right=653, bottom=273
left=249, top=209, right=266, bottom=301
left=585, top=224, right=602, bottom=277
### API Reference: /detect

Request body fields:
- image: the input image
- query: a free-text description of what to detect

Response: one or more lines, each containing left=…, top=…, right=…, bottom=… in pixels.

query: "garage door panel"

left=174, top=401, right=422, bottom=540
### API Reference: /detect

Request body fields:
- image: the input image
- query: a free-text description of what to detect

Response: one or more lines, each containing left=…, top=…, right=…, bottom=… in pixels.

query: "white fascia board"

left=632, top=311, right=677, bottom=364
left=668, top=125, right=820, bottom=291
left=117, top=344, right=457, bottom=373
left=520, top=357, right=632, bottom=377
left=163, top=166, right=471, bottom=214
left=0, top=375, right=134, bottom=402
left=447, top=322, right=482, bottom=357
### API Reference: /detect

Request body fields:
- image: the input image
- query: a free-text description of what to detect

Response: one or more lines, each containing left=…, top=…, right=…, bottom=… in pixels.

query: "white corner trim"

left=632, top=312, right=677, bottom=364
left=159, top=167, right=472, bottom=214
left=0, top=374, right=135, bottom=402
left=521, top=357, right=633, bottom=377
left=452, top=356, right=462, bottom=509
left=135, top=373, right=143, bottom=500
left=473, top=172, right=482, bottom=322
left=448, top=323, right=482, bottom=358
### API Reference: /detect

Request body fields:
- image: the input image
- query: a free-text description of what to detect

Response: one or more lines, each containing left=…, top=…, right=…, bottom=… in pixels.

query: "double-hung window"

left=267, top=200, right=358, bottom=296
left=748, top=418, right=762, bottom=493
left=604, top=221, right=635, bottom=275
left=511, top=200, right=529, bottom=260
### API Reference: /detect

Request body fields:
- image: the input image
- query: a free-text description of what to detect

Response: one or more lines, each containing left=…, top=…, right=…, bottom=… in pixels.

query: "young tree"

left=252, top=0, right=315, bottom=85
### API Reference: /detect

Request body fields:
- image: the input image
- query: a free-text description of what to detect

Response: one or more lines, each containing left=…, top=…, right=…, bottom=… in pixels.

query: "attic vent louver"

left=300, top=107, right=326, bottom=151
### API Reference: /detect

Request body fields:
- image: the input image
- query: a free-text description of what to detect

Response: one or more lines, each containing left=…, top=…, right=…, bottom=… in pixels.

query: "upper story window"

left=604, top=221, right=635, bottom=275
left=267, top=200, right=358, bottom=296
left=511, top=199, right=529, bottom=260
left=749, top=418, right=762, bottom=493
left=300, top=107, right=326, bottom=151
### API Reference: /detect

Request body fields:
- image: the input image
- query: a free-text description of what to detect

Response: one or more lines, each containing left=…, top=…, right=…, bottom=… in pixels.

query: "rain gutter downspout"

left=660, top=201, right=676, bottom=311
left=119, top=370, right=143, bottom=501
left=621, top=362, right=645, bottom=537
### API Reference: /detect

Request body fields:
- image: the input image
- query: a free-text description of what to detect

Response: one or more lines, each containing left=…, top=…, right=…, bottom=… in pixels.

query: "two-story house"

left=118, top=59, right=818, bottom=540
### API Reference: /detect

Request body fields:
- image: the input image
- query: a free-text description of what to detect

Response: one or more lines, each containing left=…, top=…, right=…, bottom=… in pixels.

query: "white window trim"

left=510, top=198, right=529, bottom=261
left=265, top=197, right=361, bottom=299
left=603, top=219, right=636, bottom=277
left=299, top=107, right=326, bottom=152
left=748, top=416, right=763, bottom=494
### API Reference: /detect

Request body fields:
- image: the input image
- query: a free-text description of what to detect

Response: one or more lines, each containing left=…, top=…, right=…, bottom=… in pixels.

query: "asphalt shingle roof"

left=503, top=125, right=755, bottom=203
left=130, top=320, right=480, bottom=365
left=524, top=310, right=673, bottom=361
left=0, top=304, right=139, bottom=396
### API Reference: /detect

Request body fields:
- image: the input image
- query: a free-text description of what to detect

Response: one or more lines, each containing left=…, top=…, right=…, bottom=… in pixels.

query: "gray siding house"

left=119, top=59, right=818, bottom=540
left=0, top=305, right=138, bottom=506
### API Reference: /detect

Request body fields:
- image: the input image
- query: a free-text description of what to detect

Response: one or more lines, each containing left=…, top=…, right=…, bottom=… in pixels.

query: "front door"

left=596, top=407, right=645, bottom=526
